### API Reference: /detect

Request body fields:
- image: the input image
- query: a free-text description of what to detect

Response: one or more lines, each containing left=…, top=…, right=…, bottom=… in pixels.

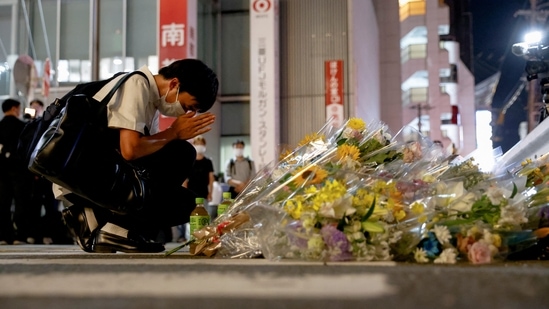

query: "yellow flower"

left=410, top=201, right=425, bottom=215
left=336, top=144, right=360, bottom=161
left=284, top=197, right=304, bottom=219
left=393, top=209, right=407, bottom=221
left=292, top=165, right=328, bottom=187
left=298, top=133, right=325, bottom=147
left=347, top=117, right=366, bottom=131
left=307, top=234, right=324, bottom=252
left=279, top=149, right=293, bottom=161
left=492, top=233, right=502, bottom=248
left=310, top=179, right=347, bottom=212
left=352, top=188, right=375, bottom=215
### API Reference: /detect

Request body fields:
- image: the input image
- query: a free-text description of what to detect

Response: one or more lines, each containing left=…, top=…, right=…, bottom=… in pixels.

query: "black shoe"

left=91, top=223, right=165, bottom=253
left=62, top=205, right=102, bottom=252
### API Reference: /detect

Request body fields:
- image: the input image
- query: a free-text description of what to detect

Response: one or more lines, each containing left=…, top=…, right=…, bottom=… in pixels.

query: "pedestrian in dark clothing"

left=0, top=98, right=34, bottom=244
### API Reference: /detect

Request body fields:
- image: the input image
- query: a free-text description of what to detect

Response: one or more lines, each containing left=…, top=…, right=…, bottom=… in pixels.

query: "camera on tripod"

left=512, top=31, right=549, bottom=81
left=512, top=31, right=549, bottom=123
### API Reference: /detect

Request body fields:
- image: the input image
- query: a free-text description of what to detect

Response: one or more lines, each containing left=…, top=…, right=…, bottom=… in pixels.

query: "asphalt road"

left=0, top=244, right=548, bottom=309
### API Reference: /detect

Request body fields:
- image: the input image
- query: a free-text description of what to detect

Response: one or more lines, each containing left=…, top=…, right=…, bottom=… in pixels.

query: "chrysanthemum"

left=413, top=248, right=429, bottom=263
left=434, top=248, right=457, bottom=264
left=433, top=225, right=451, bottom=245
left=297, top=133, right=325, bottom=147
left=292, top=165, right=328, bottom=187
left=336, top=144, right=360, bottom=161
left=347, top=117, right=366, bottom=131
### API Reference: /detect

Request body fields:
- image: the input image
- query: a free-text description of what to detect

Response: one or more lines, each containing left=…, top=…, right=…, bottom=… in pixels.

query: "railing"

left=401, top=43, right=427, bottom=63
left=402, top=87, right=428, bottom=107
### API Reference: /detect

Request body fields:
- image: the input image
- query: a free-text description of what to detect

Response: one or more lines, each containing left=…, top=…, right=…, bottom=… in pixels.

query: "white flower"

left=433, top=225, right=451, bottom=245
left=414, top=248, right=429, bottom=263
left=450, top=192, right=477, bottom=212
left=436, top=181, right=465, bottom=207
left=497, top=205, right=527, bottom=227
left=388, top=230, right=403, bottom=244
left=318, top=194, right=356, bottom=219
left=434, top=248, right=457, bottom=264
left=486, top=186, right=506, bottom=205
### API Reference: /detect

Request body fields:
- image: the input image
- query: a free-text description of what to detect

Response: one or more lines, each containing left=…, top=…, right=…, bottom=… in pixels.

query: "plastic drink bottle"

left=217, top=192, right=232, bottom=217
left=189, top=197, right=210, bottom=239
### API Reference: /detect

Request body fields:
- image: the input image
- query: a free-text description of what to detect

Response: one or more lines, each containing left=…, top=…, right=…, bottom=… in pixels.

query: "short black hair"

left=2, top=98, right=21, bottom=113
left=30, top=99, right=44, bottom=107
left=233, top=139, right=245, bottom=147
left=159, top=59, right=219, bottom=113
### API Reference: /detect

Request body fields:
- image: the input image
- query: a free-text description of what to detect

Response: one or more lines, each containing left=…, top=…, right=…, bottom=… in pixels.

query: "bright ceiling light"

left=525, top=31, right=542, bottom=44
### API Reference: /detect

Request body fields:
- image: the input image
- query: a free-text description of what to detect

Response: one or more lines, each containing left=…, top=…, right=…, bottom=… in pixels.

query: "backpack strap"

left=100, top=71, right=149, bottom=106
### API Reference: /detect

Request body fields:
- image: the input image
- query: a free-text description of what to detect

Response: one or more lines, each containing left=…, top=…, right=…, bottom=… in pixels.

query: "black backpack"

left=229, top=158, right=252, bottom=173
left=17, top=72, right=129, bottom=170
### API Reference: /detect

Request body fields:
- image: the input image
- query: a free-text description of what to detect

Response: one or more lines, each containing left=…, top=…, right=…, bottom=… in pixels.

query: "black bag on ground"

left=27, top=71, right=151, bottom=215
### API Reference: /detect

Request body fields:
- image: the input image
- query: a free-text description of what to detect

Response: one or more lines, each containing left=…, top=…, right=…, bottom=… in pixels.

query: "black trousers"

left=67, top=140, right=197, bottom=235
left=0, top=168, right=34, bottom=242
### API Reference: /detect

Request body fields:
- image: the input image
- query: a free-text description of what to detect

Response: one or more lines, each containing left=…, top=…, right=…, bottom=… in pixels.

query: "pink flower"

left=467, top=241, right=492, bottom=264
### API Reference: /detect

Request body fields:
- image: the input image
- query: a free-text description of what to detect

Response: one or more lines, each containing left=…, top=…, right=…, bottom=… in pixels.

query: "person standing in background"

left=183, top=135, right=215, bottom=203
left=0, top=99, right=33, bottom=245
left=225, top=139, right=256, bottom=199
left=180, top=135, right=215, bottom=242
left=26, top=99, right=66, bottom=245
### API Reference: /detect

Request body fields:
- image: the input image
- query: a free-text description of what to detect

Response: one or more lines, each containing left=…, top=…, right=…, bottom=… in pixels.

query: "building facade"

left=399, top=0, right=475, bottom=155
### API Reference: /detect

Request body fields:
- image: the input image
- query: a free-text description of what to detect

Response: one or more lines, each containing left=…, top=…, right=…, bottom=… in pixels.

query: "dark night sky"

left=470, top=0, right=546, bottom=151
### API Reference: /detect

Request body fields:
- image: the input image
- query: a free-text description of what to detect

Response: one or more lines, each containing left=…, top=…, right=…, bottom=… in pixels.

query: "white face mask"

left=234, top=148, right=244, bottom=157
left=154, top=87, right=185, bottom=117
left=195, top=145, right=206, bottom=154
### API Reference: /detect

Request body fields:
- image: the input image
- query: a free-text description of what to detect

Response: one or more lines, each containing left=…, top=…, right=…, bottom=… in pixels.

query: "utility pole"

left=409, top=103, right=433, bottom=134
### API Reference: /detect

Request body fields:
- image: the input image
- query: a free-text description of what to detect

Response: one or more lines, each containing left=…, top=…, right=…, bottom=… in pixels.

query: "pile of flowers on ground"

left=168, top=118, right=549, bottom=264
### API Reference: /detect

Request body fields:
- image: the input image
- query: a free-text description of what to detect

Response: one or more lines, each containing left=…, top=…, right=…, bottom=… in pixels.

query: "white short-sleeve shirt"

left=93, top=65, right=160, bottom=135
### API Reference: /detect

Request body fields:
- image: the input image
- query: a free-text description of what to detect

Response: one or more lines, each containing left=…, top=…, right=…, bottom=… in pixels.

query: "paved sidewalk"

left=0, top=244, right=548, bottom=309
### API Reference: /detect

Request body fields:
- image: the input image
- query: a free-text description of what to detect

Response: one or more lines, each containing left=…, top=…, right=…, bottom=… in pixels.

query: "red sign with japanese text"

left=325, top=60, right=344, bottom=128
left=158, top=0, right=197, bottom=131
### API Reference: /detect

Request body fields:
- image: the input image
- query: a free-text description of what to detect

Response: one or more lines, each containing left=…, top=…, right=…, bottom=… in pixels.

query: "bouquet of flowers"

left=168, top=117, right=549, bottom=264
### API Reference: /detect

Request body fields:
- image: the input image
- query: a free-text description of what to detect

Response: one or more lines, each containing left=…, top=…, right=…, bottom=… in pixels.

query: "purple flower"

left=320, top=225, right=353, bottom=261
left=285, top=221, right=309, bottom=249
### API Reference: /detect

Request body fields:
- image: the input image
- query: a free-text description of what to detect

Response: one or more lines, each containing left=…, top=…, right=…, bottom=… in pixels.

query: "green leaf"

left=164, top=239, right=194, bottom=256
left=337, top=138, right=347, bottom=146
left=361, top=197, right=376, bottom=221
left=337, top=216, right=346, bottom=231
left=362, top=221, right=385, bottom=233
left=510, top=182, right=518, bottom=199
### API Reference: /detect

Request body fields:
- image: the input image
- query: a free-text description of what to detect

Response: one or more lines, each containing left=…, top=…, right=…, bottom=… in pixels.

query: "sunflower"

left=336, top=144, right=360, bottom=161
left=347, top=117, right=366, bottom=131
left=292, top=165, right=328, bottom=187
left=297, top=133, right=325, bottom=147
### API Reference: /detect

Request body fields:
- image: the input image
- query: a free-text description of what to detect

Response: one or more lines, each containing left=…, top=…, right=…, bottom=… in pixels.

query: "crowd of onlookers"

left=0, top=97, right=256, bottom=245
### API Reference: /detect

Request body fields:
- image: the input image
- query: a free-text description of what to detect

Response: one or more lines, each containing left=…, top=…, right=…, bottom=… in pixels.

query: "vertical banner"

left=325, top=60, right=344, bottom=128
left=158, top=0, right=197, bottom=131
left=250, top=0, right=280, bottom=170
left=42, top=58, right=51, bottom=99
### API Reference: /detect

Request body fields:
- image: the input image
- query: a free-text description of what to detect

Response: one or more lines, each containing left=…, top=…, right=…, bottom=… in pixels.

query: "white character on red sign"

left=162, top=23, right=185, bottom=47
